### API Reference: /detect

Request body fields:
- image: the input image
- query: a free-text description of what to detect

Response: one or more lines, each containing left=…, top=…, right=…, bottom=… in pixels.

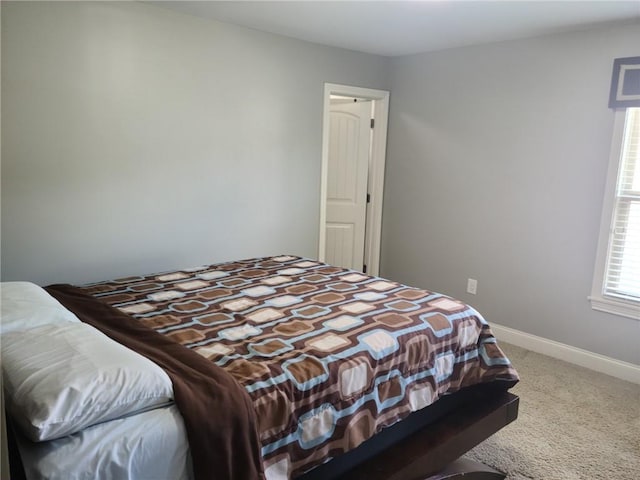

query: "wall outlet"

left=466, top=278, right=478, bottom=295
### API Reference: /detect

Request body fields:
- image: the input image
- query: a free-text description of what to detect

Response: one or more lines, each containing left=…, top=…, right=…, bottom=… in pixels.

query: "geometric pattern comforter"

left=80, top=255, right=519, bottom=479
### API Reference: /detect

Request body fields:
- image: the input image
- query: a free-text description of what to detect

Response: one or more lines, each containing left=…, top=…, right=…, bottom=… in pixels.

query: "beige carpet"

left=465, top=343, right=640, bottom=480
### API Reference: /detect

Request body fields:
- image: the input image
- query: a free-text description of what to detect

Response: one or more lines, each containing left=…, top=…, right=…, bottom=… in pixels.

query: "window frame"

left=590, top=109, right=640, bottom=320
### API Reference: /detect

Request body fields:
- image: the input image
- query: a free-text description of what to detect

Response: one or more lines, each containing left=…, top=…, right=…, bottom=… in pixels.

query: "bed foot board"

left=339, top=392, right=518, bottom=480
left=427, top=458, right=505, bottom=479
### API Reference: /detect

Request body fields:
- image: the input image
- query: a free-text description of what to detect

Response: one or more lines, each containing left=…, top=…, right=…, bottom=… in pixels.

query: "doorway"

left=319, top=83, right=390, bottom=276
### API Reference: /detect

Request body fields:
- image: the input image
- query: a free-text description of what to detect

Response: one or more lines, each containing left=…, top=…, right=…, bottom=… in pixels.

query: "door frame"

left=318, top=83, right=390, bottom=276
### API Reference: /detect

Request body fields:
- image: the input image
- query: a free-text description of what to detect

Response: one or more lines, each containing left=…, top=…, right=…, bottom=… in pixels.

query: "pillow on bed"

left=2, top=322, right=173, bottom=442
left=0, top=281, right=80, bottom=334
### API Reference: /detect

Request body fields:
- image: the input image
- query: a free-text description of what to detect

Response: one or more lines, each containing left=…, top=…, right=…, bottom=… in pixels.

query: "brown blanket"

left=45, top=284, right=264, bottom=480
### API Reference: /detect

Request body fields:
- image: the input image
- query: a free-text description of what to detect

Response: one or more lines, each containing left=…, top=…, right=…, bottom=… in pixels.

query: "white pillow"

left=0, top=282, right=80, bottom=334
left=2, top=322, right=173, bottom=441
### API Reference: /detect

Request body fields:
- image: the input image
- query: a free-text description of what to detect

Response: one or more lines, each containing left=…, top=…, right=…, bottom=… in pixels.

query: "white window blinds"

left=604, top=107, right=640, bottom=302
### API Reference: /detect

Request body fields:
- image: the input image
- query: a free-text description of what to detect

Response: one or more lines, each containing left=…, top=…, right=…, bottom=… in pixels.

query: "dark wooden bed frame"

left=7, top=389, right=518, bottom=480
left=340, top=392, right=519, bottom=480
left=6, top=386, right=518, bottom=480
left=300, top=385, right=519, bottom=480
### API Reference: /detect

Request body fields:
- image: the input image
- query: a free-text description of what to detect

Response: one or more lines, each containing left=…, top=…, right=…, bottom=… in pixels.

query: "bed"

left=1, top=255, right=519, bottom=480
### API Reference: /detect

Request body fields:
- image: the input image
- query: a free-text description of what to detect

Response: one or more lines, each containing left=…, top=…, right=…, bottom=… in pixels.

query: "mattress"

left=14, top=405, right=191, bottom=480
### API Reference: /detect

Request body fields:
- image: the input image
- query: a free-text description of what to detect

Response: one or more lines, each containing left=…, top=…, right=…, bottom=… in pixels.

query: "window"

left=591, top=107, right=640, bottom=319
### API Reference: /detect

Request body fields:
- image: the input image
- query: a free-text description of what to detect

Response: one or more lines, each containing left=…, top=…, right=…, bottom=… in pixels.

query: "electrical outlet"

left=466, top=278, right=478, bottom=295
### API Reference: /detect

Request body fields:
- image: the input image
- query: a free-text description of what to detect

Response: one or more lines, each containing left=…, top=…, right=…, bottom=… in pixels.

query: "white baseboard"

left=490, top=323, right=640, bottom=384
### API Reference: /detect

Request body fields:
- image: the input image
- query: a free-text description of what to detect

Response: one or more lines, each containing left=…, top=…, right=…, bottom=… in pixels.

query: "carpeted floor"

left=465, top=343, right=640, bottom=480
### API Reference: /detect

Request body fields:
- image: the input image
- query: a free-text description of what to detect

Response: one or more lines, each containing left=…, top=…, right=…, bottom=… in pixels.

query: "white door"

left=325, top=99, right=371, bottom=271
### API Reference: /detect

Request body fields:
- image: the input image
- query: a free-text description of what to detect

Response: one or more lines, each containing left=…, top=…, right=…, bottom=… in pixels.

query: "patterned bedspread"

left=81, top=256, right=519, bottom=479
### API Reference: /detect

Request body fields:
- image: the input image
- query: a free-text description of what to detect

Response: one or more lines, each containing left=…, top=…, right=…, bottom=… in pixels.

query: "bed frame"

left=300, top=385, right=519, bottom=480
left=5, top=351, right=517, bottom=479
left=6, top=388, right=518, bottom=480
left=341, top=392, right=518, bottom=480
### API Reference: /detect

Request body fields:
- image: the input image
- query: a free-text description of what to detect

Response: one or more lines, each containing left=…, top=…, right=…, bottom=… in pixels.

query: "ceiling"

left=149, top=1, right=640, bottom=57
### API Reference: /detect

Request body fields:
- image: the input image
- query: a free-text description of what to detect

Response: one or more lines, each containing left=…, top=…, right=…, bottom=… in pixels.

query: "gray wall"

left=382, top=23, right=640, bottom=364
left=2, top=2, right=638, bottom=364
left=1, top=1, right=389, bottom=285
